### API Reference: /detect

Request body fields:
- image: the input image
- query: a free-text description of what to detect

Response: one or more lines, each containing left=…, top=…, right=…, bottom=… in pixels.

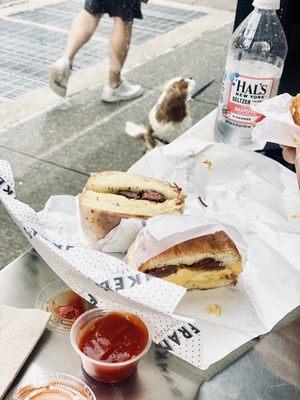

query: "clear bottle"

left=214, top=0, right=288, bottom=148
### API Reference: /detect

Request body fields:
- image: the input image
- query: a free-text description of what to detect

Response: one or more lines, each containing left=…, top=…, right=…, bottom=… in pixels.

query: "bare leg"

left=64, top=10, right=102, bottom=64
left=109, top=17, right=133, bottom=88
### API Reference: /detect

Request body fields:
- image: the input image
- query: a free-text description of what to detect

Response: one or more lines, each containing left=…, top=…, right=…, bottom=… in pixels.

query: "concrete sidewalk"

left=0, top=0, right=236, bottom=268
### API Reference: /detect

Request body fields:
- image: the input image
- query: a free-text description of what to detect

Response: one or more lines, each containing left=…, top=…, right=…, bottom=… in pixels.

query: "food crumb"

left=203, top=159, right=212, bottom=170
left=289, top=214, right=300, bottom=220
left=198, top=196, right=208, bottom=208
left=205, top=304, right=222, bottom=317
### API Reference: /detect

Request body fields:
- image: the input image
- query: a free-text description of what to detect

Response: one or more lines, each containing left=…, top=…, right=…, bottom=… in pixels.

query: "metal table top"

left=1, top=110, right=300, bottom=399
left=0, top=249, right=299, bottom=400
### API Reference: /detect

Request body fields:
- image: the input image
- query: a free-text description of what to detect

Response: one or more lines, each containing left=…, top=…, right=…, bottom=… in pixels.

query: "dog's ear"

left=178, top=79, right=189, bottom=91
left=156, top=80, right=188, bottom=124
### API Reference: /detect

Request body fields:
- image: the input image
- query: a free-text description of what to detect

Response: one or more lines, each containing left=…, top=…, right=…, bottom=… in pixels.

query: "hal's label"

left=220, top=70, right=276, bottom=129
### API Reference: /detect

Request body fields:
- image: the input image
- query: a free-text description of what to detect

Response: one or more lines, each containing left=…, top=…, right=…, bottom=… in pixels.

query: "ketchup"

left=78, top=311, right=149, bottom=383
left=52, top=291, right=87, bottom=320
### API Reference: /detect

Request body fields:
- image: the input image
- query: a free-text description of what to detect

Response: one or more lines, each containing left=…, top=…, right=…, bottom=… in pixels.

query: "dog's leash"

left=154, top=136, right=170, bottom=145
left=191, top=78, right=216, bottom=100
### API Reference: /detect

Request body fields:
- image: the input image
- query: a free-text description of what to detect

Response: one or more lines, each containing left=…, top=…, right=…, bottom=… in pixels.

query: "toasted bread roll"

left=79, top=171, right=185, bottom=239
left=127, top=231, right=242, bottom=290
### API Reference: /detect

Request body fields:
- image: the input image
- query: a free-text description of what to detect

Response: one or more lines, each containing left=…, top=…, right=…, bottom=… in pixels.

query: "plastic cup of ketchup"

left=70, top=309, right=151, bottom=383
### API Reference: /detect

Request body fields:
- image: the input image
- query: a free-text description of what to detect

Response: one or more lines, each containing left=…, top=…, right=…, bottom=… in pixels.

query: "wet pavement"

left=0, top=0, right=236, bottom=268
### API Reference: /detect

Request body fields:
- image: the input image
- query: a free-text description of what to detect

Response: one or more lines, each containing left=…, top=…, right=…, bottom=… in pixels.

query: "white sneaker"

left=101, top=78, right=143, bottom=103
left=49, top=57, right=72, bottom=97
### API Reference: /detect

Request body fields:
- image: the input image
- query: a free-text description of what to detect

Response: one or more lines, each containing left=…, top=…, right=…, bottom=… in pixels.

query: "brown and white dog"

left=125, top=77, right=195, bottom=150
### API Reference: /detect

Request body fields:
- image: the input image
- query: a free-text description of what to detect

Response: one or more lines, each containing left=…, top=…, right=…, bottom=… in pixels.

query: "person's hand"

left=280, top=145, right=300, bottom=188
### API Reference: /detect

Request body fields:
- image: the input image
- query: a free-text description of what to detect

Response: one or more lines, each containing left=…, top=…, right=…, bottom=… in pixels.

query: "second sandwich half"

left=79, top=171, right=186, bottom=239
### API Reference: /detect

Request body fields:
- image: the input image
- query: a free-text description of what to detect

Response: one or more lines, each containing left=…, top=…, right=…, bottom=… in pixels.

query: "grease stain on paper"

left=202, top=159, right=212, bottom=170
left=205, top=304, right=222, bottom=317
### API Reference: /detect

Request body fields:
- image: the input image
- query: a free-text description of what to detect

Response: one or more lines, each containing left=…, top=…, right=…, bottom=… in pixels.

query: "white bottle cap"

left=253, top=0, right=280, bottom=10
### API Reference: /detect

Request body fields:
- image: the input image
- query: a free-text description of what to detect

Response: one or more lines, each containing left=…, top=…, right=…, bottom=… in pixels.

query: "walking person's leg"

left=108, top=17, right=133, bottom=88
left=49, top=0, right=145, bottom=100
left=101, top=17, right=143, bottom=102
left=101, top=1, right=144, bottom=102
left=49, top=6, right=102, bottom=97
left=108, top=17, right=132, bottom=88
left=64, top=10, right=102, bottom=65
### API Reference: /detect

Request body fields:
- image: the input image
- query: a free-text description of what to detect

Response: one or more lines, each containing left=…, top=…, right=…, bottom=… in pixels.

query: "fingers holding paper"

left=281, top=145, right=300, bottom=188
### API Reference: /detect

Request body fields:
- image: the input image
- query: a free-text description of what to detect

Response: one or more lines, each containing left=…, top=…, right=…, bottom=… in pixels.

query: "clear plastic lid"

left=6, top=373, right=96, bottom=400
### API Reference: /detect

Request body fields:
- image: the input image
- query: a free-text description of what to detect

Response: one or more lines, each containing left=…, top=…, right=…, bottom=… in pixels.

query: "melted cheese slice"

left=163, top=262, right=241, bottom=290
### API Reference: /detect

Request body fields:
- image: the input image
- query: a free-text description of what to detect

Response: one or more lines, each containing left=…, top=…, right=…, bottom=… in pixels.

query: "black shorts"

left=84, top=0, right=143, bottom=21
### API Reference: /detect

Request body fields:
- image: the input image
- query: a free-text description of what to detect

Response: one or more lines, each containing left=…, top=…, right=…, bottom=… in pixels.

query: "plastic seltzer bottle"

left=214, top=0, right=288, bottom=148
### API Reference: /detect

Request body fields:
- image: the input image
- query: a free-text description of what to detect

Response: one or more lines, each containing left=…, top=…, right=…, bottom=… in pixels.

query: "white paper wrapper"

left=0, top=160, right=189, bottom=337
left=124, top=215, right=248, bottom=269
left=251, top=93, right=300, bottom=148
left=1, top=136, right=300, bottom=371
left=39, top=195, right=144, bottom=253
left=128, top=138, right=300, bottom=368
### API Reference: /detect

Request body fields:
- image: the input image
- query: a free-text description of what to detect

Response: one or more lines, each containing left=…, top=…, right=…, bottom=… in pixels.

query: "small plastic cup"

left=70, top=309, right=152, bottom=383
left=35, top=280, right=93, bottom=332
left=6, top=372, right=96, bottom=399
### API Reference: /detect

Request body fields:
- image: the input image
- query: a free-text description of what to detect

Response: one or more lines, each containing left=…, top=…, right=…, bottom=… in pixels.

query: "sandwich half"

left=127, top=231, right=242, bottom=290
left=79, top=171, right=186, bottom=239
